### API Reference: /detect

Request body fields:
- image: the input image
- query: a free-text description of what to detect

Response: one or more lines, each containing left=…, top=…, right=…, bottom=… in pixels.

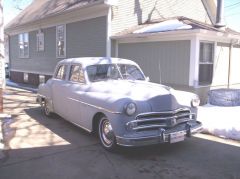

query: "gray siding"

left=66, top=16, right=106, bottom=58
left=112, top=0, right=211, bottom=34
left=118, top=40, right=190, bottom=86
left=9, top=16, right=107, bottom=74
left=111, top=40, right=117, bottom=57
left=10, top=27, right=57, bottom=74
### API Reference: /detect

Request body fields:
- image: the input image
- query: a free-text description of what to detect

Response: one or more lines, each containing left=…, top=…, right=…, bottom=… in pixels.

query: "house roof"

left=5, top=0, right=102, bottom=30
left=112, top=16, right=240, bottom=38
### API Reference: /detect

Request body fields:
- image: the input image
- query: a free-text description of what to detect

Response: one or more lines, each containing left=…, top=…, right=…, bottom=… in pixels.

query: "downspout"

left=227, top=43, right=232, bottom=89
left=7, top=34, right=10, bottom=78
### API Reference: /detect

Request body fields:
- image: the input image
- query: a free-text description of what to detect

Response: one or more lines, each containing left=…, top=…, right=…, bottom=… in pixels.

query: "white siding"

left=112, top=0, right=211, bottom=34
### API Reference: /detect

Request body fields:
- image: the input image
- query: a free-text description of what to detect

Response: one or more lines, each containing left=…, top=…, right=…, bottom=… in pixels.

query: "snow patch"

left=134, top=19, right=192, bottom=34
left=198, top=104, right=240, bottom=141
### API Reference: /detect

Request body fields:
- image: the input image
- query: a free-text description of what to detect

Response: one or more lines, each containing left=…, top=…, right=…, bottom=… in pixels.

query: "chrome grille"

left=127, top=108, right=195, bottom=131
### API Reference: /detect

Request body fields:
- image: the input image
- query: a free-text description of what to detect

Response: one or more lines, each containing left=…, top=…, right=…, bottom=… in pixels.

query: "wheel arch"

left=92, top=112, right=106, bottom=134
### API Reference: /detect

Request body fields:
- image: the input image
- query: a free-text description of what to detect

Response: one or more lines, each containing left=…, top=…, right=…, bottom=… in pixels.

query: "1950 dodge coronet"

left=37, top=57, right=202, bottom=150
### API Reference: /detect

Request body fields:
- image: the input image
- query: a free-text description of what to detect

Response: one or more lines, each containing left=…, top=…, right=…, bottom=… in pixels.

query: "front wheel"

left=98, top=116, right=117, bottom=151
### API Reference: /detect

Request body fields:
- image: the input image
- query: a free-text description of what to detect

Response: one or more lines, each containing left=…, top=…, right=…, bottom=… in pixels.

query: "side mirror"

left=145, top=77, right=150, bottom=82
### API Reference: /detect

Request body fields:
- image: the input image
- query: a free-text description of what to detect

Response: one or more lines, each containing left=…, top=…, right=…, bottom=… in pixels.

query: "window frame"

left=69, top=64, right=86, bottom=84
left=198, top=41, right=215, bottom=86
left=56, top=24, right=66, bottom=58
left=18, top=32, right=29, bottom=58
left=54, top=64, right=67, bottom=80
left=36, top=31, right=44, bottom=52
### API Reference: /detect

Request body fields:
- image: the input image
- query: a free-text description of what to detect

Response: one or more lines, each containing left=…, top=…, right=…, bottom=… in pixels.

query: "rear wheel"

left=42, top=99, right=52, bottom=117
left=98, top=116, right=117, bottom=151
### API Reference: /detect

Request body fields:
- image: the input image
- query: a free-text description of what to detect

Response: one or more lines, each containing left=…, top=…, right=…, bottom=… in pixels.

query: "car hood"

left=88, top=80, right=170, bottom=99
left=87, top=80, right=183, bottom=111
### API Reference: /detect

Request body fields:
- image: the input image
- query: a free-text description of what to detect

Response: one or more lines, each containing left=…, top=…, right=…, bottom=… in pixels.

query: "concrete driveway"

left=0, top=86, right=240, bottom=179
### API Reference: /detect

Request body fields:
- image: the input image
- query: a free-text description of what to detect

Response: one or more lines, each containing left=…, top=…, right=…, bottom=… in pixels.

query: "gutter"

left=111, top=29, right=203, bottom=40
left=112, top=29, right=240, bottom=43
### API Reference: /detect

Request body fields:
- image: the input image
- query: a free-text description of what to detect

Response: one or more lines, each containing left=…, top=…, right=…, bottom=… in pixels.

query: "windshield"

left=86, top=64, right=145, bottom=82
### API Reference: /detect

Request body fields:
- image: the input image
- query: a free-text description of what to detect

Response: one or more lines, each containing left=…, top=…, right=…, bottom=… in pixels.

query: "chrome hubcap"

left=101, top=119, right=114, bottom=146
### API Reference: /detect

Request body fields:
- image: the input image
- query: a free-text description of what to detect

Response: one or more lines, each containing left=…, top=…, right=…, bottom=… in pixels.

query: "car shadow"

left=1, top=106, right=240, bottom=179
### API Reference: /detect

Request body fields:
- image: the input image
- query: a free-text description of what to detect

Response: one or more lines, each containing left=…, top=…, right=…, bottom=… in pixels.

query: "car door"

left=51, top=64, right=69, bottom=119
left=65, top=64, right=91, bottom=130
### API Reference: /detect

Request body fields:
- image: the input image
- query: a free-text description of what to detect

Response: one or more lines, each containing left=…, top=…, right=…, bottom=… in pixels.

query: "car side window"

left=69, top=64, right=85, bottom=83
left=55, top=65, right=67, bottom=80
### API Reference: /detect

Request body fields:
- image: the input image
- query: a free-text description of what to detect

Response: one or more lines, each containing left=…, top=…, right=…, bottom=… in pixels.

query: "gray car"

left=37, top=57, right=202, bottom=150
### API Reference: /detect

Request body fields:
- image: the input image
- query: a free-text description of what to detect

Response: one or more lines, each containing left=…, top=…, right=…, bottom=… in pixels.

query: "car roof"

left=58, top=57, right=139, bottom=68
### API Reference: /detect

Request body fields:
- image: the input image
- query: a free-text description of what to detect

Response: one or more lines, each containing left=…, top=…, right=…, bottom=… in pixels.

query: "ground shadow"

left=1, top=87, right=240, bottom=178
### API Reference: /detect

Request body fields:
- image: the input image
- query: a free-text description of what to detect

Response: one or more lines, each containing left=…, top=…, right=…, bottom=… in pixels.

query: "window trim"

left=18, top=32, right=29, bottom=59
left=198, top=41, right=215, bottom=86
left=56, top=24, right=66, bottom=58
left=69, top=64, right=86, bottom=84
left=54, top=64, right=67, bottom=80
left=36, top=31, right=45, bottom=52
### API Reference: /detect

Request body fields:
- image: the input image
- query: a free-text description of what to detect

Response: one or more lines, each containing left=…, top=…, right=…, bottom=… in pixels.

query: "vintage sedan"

left=37, top=57, right=202, bottom=150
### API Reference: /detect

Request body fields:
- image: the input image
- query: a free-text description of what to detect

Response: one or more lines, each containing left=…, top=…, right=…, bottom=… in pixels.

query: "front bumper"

left=116, top=121, right=203, bottom=146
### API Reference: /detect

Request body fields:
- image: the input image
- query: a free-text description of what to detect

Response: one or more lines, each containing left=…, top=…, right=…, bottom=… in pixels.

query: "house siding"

left=9, top=16, right=107, bottom=86
left=10, top=26, right=57, bottom=75
left=111, top=0, right=211, bottom=35
left=66, top=16, right=107, bottom=58
left=111, top=40, right=117, bottom=57
left=118, top=40, right=190, bottom=86
left=211, top=43, right=240, bottom=88
left=229, top=45, right=240, bottom=87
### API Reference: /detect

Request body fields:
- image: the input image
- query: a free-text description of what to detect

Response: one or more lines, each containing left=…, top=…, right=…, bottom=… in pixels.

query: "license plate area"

left=170, top=131, right=185, bottom=143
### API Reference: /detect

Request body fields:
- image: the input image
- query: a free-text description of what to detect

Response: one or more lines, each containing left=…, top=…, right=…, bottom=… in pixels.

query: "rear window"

left=55, top=65, right=67, bottom=80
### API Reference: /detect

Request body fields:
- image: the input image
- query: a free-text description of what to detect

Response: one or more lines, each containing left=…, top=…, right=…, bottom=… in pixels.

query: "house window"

left=55, top=65, right=67, bottom=80
left=37, top=31, right=44, bottom=51
left=199, top=42, right=214, bottom=85
left=18, top=33, right=29, bottom=58
left=69, top=65, right=85, bottom=83
left=56, top=25, right=66, bottom=58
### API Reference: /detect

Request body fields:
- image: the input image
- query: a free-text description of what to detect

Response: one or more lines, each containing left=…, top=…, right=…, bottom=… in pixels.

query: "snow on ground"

left=198, top=104, right=240, bottom=141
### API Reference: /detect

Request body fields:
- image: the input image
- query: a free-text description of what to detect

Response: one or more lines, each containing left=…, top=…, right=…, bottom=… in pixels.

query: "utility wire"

left=225, top=3, right=240, bottom=10
left=225, top=1, right=240, bottom=8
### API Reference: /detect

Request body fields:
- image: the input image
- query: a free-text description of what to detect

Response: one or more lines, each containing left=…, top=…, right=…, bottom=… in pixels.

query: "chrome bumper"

left=116, top=121, right=203, bottom=147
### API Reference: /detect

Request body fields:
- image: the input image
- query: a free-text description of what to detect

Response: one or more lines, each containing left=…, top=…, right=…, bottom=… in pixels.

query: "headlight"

left=191, top=96, right=200, bottom=107
left=125, top=102, right=137, bottom=116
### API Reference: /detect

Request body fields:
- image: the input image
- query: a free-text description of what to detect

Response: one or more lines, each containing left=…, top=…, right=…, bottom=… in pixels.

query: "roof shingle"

left=5, top=0, right=101, bottom=30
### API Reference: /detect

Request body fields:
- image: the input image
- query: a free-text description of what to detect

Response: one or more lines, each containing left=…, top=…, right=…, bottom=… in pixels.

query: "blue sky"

left=224, top=0, right=240, bottom=31
left=3, top=0, right=32, bottom=26
left=3, top=0, right=240, bottom=31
